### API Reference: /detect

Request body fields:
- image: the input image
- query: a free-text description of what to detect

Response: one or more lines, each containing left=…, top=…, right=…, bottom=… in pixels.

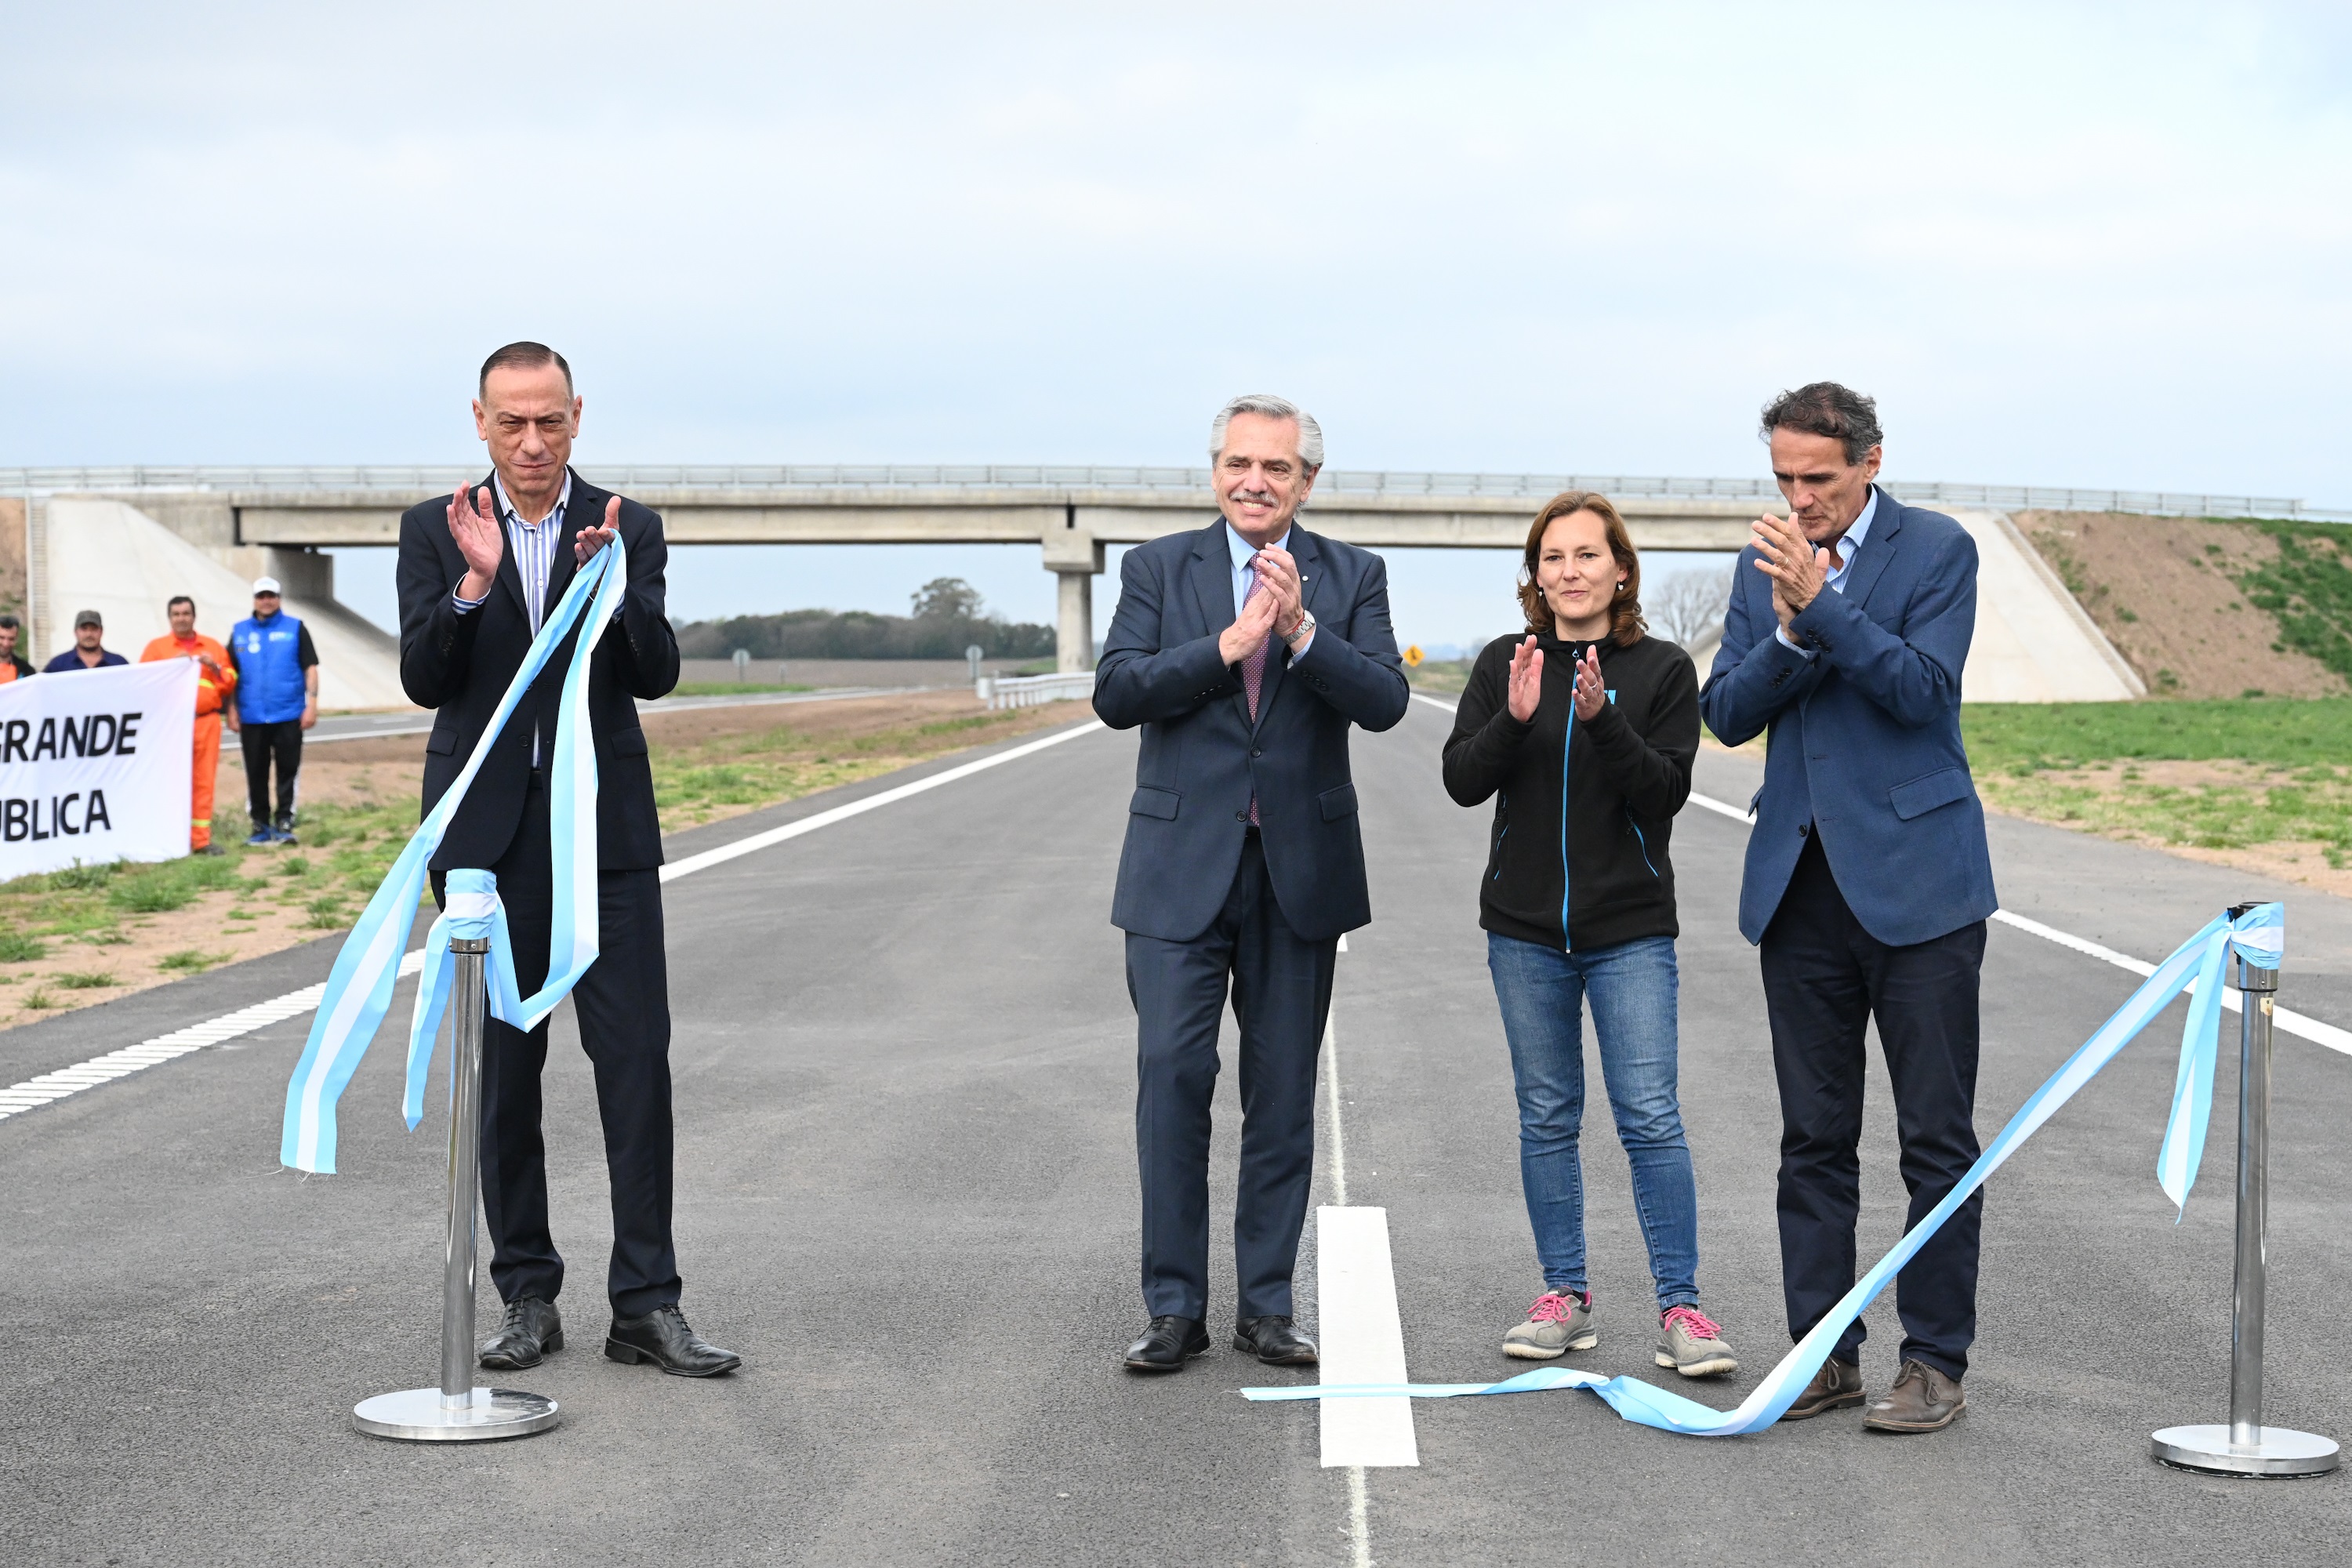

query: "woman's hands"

left=1507, top=636, right=1544, bottom=721
left=1507, top=637, right=1604, bottom=722
left=1571, top=644, right=1606, bottom=721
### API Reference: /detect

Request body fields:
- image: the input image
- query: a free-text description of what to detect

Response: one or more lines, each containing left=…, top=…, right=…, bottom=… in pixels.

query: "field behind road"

left=2, top=701, right=2349, bottom=1565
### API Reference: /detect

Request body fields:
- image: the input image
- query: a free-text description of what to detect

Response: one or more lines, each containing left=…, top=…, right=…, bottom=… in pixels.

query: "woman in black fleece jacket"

left=1441, top=491, right=1733, bottom=1377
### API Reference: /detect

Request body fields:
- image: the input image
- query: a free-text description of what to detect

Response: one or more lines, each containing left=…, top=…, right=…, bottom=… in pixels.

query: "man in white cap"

left=227, top=576, right=318, bottom=846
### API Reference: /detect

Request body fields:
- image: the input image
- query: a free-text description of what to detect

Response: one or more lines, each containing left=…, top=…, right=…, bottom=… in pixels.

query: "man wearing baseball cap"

left=42, top=609, right=129, bottom=671
left=228, top=576, right=318, bottom=847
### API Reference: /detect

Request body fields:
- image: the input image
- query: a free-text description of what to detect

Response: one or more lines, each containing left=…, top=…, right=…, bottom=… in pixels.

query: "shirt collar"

left=1225, top=519, right=1293, bottom=570
left=1835, top=487, right=1879, bottom=564
left=495, top=469, right=573, bottom=528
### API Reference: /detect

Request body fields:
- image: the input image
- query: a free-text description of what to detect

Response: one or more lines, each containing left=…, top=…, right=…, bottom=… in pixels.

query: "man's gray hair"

left=1209, top=394, right=1323, bottom=471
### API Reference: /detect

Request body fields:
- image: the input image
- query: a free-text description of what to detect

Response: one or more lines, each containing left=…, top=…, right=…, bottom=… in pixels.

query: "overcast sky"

left=6, top=2, right=2347, bottom=644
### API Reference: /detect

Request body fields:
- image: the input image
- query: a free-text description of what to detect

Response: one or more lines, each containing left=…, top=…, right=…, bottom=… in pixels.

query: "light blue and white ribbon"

left=1246, top=902, right=2285, bottom=1436
left=398, top=869, right=531, bottom=1128
left=279, top=539, right=628, bottom=1174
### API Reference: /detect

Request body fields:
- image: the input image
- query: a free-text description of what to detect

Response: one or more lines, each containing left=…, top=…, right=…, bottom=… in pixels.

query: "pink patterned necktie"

left=1239, top=572, right=1272, bottom=824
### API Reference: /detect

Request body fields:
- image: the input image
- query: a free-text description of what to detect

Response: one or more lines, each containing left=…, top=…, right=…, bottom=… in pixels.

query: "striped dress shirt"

left=452, top=473, right=574, bottom=764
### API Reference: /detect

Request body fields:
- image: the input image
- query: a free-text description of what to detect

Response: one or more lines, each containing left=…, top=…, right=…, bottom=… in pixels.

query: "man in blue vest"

left=227, top=576, right=319, bottom=847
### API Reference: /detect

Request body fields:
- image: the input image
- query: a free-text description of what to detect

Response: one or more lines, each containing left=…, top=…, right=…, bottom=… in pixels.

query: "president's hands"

left=1750, top=512, right=1832, bottom=631
left=1218, top=579, right=1281, bottom=665
left=574, top=496, right=620, bottom=564
left=1506, top=636, right=1544, bottom=721
left=448, top=484, right=504, bottom=602
left=1249, top=545, right=1307, bottom=639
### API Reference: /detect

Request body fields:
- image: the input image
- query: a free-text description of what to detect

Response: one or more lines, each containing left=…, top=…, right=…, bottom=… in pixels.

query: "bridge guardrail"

left=3, top=464, right=2343, bottom=522
left=976, top=671, right=1097, bottom=711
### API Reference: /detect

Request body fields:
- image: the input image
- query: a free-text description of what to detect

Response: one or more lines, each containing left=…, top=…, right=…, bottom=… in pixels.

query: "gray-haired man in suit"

left=1094, top=394, right=1410, bottom=1373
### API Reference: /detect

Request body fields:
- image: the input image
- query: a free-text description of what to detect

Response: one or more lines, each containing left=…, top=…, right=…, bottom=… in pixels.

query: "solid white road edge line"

left=1411, top=690, right=2352, bottom=1058
left=0, top=717, right=1111, bottom=1125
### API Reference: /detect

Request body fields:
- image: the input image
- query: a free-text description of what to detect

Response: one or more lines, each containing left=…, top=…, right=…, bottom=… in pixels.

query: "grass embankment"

left=1406, top=659, right=1475, bottom=696
left=0, top=694, right=1086, bottom=1028
left=1963, top=698, right=2352, bottom=880
left=648, top=702, right=1074, bottom=832
left=2232, top=519, right=2352, bottom=684
left=666, top=681, right=816, bottom=697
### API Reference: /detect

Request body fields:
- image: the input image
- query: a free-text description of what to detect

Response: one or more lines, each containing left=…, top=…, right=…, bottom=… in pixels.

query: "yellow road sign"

left=1403, top=644, right=1424, bottom=667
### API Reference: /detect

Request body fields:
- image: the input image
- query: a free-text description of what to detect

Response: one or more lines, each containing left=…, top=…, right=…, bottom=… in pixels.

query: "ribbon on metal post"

left=279, top=537, right=629, bottom=1174
left=398, top=869, right=530, bottom=1129
left=1245, top=902, right=2285, bottom=1436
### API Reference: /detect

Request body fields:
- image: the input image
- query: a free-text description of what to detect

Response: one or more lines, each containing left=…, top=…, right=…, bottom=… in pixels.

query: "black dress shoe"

left=1123, top=1315, right=1210, bottom=1372
left=1234, top=1316, right=1318, bottom=1365
left=604, top=1304, right=742, bottom=1377
left=480, top=1298, right=563, bottom=1370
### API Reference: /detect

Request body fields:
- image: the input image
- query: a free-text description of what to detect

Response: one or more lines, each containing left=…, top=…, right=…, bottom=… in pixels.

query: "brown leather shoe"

left=1863, top=1359, right=1965, bottom=1432
left=1778, top=1356, right=1864, bottom=1421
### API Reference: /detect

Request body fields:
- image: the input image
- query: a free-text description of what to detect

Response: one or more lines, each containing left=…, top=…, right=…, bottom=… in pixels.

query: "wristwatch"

left=1283, top=608, right=1316, bottom=646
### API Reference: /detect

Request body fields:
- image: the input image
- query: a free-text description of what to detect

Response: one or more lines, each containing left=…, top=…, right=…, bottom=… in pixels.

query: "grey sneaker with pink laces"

left=1654, top=1305, right=1737, bottom=1377
left=1501, top=1287, right=1595, bottom=1359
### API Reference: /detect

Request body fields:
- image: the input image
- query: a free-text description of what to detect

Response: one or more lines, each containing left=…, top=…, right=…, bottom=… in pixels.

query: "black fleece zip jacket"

left=1441, top=630, right=1699, bottom=951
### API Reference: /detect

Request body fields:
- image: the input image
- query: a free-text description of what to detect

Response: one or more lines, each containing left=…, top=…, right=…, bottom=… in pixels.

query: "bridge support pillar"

left=1043, top=532, right=1104, bottom=673
left=1053, top=567, right=1093, bottom=672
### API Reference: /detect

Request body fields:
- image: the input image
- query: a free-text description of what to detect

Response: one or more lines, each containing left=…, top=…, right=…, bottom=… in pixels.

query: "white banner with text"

left=0, top=660, right=196, bottom=880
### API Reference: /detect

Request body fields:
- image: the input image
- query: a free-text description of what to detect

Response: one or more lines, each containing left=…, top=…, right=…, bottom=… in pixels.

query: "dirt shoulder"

left=2011, top=511, right=2347, bottom=699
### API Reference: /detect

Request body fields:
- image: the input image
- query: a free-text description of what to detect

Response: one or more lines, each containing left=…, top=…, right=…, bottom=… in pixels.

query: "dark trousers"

left=239, top=720, right=303, bottom=829
left=1126, top=836, right=1337, bottom=1322
left=1762, top=835, right=1986, bottom=1380
left=434, top=777, right=681, bottom=1319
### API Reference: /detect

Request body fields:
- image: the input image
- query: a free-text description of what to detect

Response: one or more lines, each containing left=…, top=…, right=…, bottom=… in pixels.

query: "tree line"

left=673, top=577, right=1055, bottom=661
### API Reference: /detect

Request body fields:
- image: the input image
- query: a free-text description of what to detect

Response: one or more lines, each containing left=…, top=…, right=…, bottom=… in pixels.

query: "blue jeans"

left=1486, top=932, right=1699, bottom=1309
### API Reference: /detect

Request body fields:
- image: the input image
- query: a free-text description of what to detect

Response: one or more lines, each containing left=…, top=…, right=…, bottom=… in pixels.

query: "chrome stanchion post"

left=439, top=939, right=491, bottom=1408
left=354, top=923, right=559, bottom=1443
left=2153, top=904, right=2337, bottom=1477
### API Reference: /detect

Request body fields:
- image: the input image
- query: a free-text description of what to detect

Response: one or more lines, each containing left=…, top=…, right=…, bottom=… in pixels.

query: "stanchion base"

left=2152, top=1424, right=2339, bottom=1477
left=354, top=1386, right=560, bottom=1443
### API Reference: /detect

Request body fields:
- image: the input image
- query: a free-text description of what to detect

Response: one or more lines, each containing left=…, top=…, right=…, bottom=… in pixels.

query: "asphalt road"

left=4, top=700, right=2350, bottom=1565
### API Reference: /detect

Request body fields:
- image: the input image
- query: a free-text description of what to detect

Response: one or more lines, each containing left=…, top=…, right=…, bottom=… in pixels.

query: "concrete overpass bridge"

left=10, top=463, right=2327, bottom=698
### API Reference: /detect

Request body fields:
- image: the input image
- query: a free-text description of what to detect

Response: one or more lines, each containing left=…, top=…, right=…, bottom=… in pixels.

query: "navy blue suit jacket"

left=1095, top=520, right=1410, bottom=943
left=1700, top=488, right=1997, bottom=948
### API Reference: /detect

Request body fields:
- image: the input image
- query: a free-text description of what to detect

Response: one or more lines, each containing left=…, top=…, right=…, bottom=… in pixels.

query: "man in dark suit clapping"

left=1094, top=394, right=1409, bottom=1373
left=396, top=342, right=739, bottom=1380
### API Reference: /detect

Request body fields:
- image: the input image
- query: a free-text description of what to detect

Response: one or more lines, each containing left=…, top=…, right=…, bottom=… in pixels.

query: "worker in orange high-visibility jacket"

left=140, top=595, right=238, bottom=854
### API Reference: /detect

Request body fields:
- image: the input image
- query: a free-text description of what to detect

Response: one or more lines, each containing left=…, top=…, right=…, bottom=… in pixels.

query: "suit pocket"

left=425, top=729, right=457, bottom=756
left=1130, top=786, right=1181, bottom=820
left=1318, top=782, right=1359, bottom=822
left=611, top=728, right=648, bottom=757
left=1889, top=765, right=1973, bottom=821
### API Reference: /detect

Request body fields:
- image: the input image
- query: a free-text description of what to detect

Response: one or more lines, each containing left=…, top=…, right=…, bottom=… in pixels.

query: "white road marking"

left=1316, top=1207, right=1420, bottom=1468
left=0, top=718, right=1109, bottom=1126
left=0, top=953, right=424, bottom=1123
left=659, top=720, right=1105, bottom=881
left=1679, top=789, right=2352, bottom=1060
left=1410, top=691, right=2350, bottom=1059
left=1316, top=1007, right=1418, bottom=1472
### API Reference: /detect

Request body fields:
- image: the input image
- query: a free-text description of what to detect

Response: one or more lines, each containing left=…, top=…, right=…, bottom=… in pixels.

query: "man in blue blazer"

left=1701, top=383, right=1997, bottom=1435
left=1094, top=394, right=1409, bottom=1373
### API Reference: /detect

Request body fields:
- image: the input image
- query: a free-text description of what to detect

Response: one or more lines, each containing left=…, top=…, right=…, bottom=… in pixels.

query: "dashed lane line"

left=1414, top=691, right=2352, bottom=1058
left=0, top=718, right=1109, bottom=1127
